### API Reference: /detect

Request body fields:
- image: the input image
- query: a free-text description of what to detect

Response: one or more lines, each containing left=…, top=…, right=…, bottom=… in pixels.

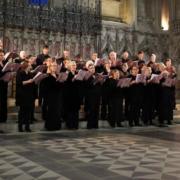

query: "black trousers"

left=108, top=97, right=123, bottom=127
left=142, top=101, right=153, bottom=125
left=66, top=109, right=79, bottom=129
left=86, top=95, right=100, bottom=129
left=45, top=98, right=62, bottom=131
left=128, top=100, right=141, bottom=126
left=158, top=87, right=174, bottom=124
left=0, top=82, right=8, bottom=123
left=101, top=94, right=109, bottom=120
left=18, top=106, right=32, bottom=130
left=142, top=86, right=153, bottom=125
left=42, top=98, right=48, bottom=121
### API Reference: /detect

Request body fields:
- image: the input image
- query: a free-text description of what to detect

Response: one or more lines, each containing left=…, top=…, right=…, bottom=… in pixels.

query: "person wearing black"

left=0, top=50, right=8, bottom=123
left=27, top=55, right=39, bottom=123
left=120, top=54, right=131, bottom=121
left=63, top=61, right=81, bottom=129
left=100, top=60, right=111, bottom=120
left=41, top=61, right=63, bottom=131
left=14, top=50, right=27, bottom=64
left=15, top=51, right=27, bottom=107
left=147, top=54, right=158, bottom=74
left=36, top=45, right=50, bottom=66
left=121, top=51, right=132, bottom=64
left=158, top=70, right=175, bottom=126
left=90, top=52, right=104, bottom=73
left=37, top=57, right=52, bottom=121
left=108, top=51, right=118, bottom=68
left=135, top=51, right=146, bottom=73
left=60, top=59, right=71, bottom=72
left=128, top=66, right=143, bottom=127
left=36, top=45, right=50, bottom=108
left=56, top=50, right=70, bottom=65
left=141, top=67, right=154, bottom=126
left=164, top=58, right=177, bottom=110
left=85, top=63, right=101, bottom=129
left=36, top=45, right=50, bottom=111
left=106, top=69, right=124, bottom=128
left=16, top=61, right=35, bottom=132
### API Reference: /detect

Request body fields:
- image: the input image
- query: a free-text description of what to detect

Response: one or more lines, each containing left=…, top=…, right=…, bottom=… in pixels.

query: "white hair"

left=85, top=60, right=94, bottom=69
left=19, top=51, right=26, bottom=58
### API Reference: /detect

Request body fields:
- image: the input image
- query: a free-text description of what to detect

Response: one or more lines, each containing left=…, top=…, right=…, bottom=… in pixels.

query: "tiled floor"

left=0, top=99, right=180, bottom=179
left=1, top=126, right=180, bottom=180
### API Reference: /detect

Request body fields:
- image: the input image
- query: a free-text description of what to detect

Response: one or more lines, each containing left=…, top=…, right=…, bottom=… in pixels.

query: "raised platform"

left=1, top=99, right=180, bottom=133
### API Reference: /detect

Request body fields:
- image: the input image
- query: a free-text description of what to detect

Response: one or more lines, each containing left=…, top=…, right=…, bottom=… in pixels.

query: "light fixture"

left=161, top=0, right=169, bottom=31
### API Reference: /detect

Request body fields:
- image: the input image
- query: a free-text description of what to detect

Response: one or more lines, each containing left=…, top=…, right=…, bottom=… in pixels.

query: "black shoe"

left=32, top=118, right=38, bottom=122
left=107, top=120, right=115, bottom=128
left=110, top=124, right=115, bottom=128
left=101, top=116, right=107, bottom=120
left=158, top=124, right=168, bottom=127
left=0, top=120, right=7, bottom=123
left=117, top=123, right=124, bottom=127
left=149, top=122, right=155, bottom=126
left=25, top=128, right=32, bottom=132
left=167, top=121, right=172, bottom=125
left=25, top=127, right=32, bottom=132
left=135, top=123, right=142, bottom=127
left=18, top=125, right=24, bottom=132
left=143, top=123, right=148, bottom=126
left=0, top=130, right=5, bottom=134
left=129, top=123, right=134, bottom=127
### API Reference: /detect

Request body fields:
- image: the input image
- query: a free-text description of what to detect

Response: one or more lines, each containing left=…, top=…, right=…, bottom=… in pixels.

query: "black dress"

left=100, top=68, right=109, bottom=120
left=16, top=70, right=36, bottom=131
left=158, top=78, right=174, bottom=125
left=63, top=72, right=81, bottom=129
left=36, top=54, right=49, bottom=110
left=106, top=78, right=124, bottom=127
left=128, top=75, right=143, bottom=126
left=141, top=77, right=154, bottom=125
left=0, top=60, right=8, bottom=123
left=41, top=74, right=63, bottom=131
left=85, top=75, right=102, bottom=129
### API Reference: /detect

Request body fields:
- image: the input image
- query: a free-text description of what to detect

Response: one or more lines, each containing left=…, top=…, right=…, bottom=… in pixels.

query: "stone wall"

left=0, top=28, right=100, bottom=60
left=1, top=0, right=180, bottom=98
left=0, top=0, right=179, bottom=65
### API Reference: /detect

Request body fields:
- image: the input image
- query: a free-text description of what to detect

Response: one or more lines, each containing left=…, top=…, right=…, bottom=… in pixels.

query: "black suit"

left=36, top=54, right=50, bottom=66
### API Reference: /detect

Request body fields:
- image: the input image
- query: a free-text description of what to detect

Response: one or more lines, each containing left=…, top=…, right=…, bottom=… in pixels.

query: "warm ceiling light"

left=161, top=0, right=169, bottom=31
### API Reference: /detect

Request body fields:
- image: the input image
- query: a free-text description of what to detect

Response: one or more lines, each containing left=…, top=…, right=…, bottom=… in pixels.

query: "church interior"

left=0, top=0, right=180, bottom=179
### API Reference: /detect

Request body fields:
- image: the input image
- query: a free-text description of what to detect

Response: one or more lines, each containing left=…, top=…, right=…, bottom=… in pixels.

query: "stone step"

left=2, top=98, right=180, bottom=133
left=0, top=120, right=116, bottom=133
left=1, top=116, right=180, bottom=133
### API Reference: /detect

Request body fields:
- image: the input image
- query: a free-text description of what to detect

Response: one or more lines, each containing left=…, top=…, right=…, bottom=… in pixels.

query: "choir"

left=0, top=46, right=177, bottom=132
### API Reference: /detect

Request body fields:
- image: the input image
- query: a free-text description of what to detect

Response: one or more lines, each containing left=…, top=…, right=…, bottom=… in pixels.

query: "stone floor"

left=1, top=126, right=180, bottom=179
left=0, top=99, right=180, bottom=179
